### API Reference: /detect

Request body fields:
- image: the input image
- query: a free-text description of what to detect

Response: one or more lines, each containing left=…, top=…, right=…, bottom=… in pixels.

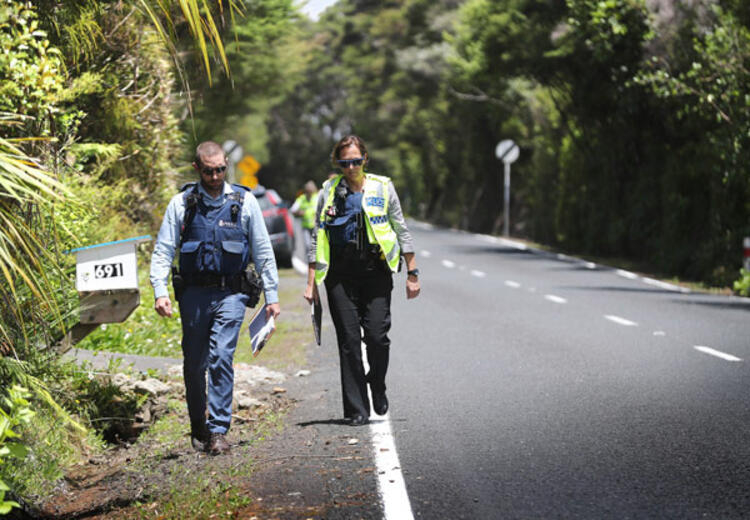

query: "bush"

left=733, top=268, right=750, bottom=296
left=0, top=386, right=34, bottom=515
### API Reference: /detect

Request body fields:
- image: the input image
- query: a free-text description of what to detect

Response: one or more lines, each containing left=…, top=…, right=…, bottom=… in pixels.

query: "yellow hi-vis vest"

left=294, top=193, right=317, bottom=229
left=314, top=173, right=400, bottom=285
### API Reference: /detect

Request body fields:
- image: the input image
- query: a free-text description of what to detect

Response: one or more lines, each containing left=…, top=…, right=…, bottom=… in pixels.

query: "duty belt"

left=333, top=242, right=381, bottom=258
left=183, top=272, right=243, bottom=290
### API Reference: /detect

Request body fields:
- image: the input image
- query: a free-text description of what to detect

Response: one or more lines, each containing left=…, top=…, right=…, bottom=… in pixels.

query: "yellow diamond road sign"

left=237, top=155, right=261, bottom=188
left=238, top=155, right=260, bottom=176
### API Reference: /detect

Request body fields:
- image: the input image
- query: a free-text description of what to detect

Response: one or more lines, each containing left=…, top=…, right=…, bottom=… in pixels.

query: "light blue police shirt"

left=150, top=182, right=279, bottom=303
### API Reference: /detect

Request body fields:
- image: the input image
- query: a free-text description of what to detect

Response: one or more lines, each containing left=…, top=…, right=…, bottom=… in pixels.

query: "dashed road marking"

left=694, top=346, right=742, bottom=362
left=653, top=331, right=666, bottom=336
left=421, top=250, right=432, bottom=258
left=505, top=280, right=521, bottom=288
left=470, top=270, right=486, bottom=278
left=604, top=314, right=638, bottom=326
left=544, top=294, right=567, bottom=304
left=441, top=259, right=456, bottom=269
left=361, top=343, right=415, bottom=520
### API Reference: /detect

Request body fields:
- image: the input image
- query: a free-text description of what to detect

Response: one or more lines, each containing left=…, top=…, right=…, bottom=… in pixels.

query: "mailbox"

left=68, top=235, right=151, bottom=328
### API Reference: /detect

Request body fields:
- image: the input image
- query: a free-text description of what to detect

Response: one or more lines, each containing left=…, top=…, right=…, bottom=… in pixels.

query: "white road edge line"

left=292, top=255, right=307, bottom=276
left=361, top=343, right=415, bottom=520
left=616, top=269, right=638, bottom=280
left=412, top=222, right=434, bottom=231
left=604, top=314, right=638, bottom=326
left=642, top=277, right=689, bottom=293
left=694, top=345, right=742, bottom=362
left=544, top=294, right=567, bottom=304
left=442, top=259, right=456, bottom=269
left=498, top=238, right=528, bottom=250
left=505, top=280, right=521, bottom=288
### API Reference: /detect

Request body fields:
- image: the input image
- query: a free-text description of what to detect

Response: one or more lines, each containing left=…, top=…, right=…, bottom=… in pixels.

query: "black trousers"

left=325, top=269, right=393, bottom=419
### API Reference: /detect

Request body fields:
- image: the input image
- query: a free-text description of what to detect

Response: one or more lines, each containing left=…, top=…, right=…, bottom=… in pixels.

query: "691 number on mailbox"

left=94, top=262, right=124, bottom=279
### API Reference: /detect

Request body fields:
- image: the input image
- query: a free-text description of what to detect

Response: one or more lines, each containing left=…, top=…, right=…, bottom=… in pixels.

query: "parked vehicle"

left=253, top=185, right=295, bottom=268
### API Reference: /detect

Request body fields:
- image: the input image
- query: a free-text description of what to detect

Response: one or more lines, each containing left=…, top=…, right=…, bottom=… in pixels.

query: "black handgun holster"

left=171, top=266, right=185, bottom=302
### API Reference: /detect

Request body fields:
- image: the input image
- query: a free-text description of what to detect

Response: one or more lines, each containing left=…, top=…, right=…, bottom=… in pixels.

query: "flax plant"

left=0, top=134, right=70, bottom=353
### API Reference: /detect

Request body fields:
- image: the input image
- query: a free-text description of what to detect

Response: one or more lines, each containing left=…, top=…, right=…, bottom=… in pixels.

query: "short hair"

left=331, top=135, right=368, bottom=166
left=194, top=141, right=224, bottom=165
left=304, top=180, right=317, bottom=192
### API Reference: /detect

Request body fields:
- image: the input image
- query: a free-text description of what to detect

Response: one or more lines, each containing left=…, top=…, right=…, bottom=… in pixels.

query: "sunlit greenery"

left=1, top=0, right=749, bottom=513
left=0, top=0, right=297, bottom=512
left=254, top=0, right=748, bottom=288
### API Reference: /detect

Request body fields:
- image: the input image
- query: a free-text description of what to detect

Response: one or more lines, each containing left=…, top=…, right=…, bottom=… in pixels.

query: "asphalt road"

left=382, top=222, right=750, bottom=519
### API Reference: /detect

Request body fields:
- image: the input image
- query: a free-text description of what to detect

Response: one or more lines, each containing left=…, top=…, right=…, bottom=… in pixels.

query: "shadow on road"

left=670, top=298, right=750, bottom=312
left=296, top=418, right=352, bottom=427
left=559, top=285, right=685, bottom=296
left=454, top=245, right=540, bottom=257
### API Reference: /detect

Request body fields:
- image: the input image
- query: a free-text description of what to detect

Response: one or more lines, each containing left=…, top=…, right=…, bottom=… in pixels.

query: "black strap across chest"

left=178, top=183, right=246, bottom=247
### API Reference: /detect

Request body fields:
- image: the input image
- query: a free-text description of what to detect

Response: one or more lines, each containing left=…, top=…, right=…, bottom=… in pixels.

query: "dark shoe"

left=190, top=425, right=209, bottom=452
left=208, top=433, right=230, bottom=455
left=372, top=391, right=388, bottom=416
left=350, top=414, right=369, bottom=426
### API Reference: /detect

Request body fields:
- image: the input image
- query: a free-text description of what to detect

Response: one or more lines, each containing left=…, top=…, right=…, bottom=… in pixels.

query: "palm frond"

left=0, top=134, right=74, bottom=348
left=137, top=0, right=239, bottom=85
left=0, top=357, right=86, bottom=435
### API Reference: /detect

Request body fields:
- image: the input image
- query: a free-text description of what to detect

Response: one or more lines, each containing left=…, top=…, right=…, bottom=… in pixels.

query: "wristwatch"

left=407, top=268, right=420, bottom=278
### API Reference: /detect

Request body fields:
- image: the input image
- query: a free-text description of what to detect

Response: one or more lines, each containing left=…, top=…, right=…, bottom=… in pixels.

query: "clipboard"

left=248, top=305, right=275, bottom=357
left=311, top=295, right=322, bottom=346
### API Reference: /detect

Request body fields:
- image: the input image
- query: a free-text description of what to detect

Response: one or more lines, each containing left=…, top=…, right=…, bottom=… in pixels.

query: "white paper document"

left=248, top=310, right=275, bottom=357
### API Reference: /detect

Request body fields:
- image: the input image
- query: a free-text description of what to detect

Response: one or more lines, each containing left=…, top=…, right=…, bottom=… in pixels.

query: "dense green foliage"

left=0, top=0, right=296, bottom=511
left=0, top=386, right=33, bottom=514
left=262, top=0, right=750, bottom=287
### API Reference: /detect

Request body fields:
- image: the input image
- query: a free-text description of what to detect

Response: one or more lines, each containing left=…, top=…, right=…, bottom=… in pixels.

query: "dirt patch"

left=24, top=384, right=293, bottom=519
left=15, top=269, right=383, bottom=519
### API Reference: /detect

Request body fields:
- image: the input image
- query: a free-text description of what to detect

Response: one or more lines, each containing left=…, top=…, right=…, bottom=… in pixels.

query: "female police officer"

left=304, top=135, right=420, bottom=426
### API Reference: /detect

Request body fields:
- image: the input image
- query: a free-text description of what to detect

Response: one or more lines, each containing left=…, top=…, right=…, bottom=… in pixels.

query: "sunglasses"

left=337, top=157, right=364, bottom=168
left=200, top=165, right=227, bottom=176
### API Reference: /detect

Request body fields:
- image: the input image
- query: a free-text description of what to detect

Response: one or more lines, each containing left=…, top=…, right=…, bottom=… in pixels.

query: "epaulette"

left=231, top=183, right=252, bottom=192
left=365, top=173, right=391, bottom=184
left=227, top=184, right=248, bottom=203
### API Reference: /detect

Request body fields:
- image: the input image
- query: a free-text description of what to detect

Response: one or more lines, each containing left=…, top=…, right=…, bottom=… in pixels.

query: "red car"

left=252, top=185, right=295, bottom=268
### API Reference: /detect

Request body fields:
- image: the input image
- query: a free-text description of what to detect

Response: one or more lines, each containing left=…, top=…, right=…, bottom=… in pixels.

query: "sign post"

left=495, top=140, right=520, bottom=237
left=222, top=140, right=244, bottom=184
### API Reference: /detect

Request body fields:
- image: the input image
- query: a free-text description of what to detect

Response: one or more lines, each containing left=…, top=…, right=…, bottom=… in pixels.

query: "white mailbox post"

left=63, top=236, right=151, bottom=347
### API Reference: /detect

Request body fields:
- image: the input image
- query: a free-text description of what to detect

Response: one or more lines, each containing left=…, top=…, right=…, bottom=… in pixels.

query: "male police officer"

left=150, top=141, right=280, bottom=455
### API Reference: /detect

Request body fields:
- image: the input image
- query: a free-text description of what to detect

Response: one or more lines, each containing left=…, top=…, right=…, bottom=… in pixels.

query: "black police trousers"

left=324, top=268, right=393, bottom=419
